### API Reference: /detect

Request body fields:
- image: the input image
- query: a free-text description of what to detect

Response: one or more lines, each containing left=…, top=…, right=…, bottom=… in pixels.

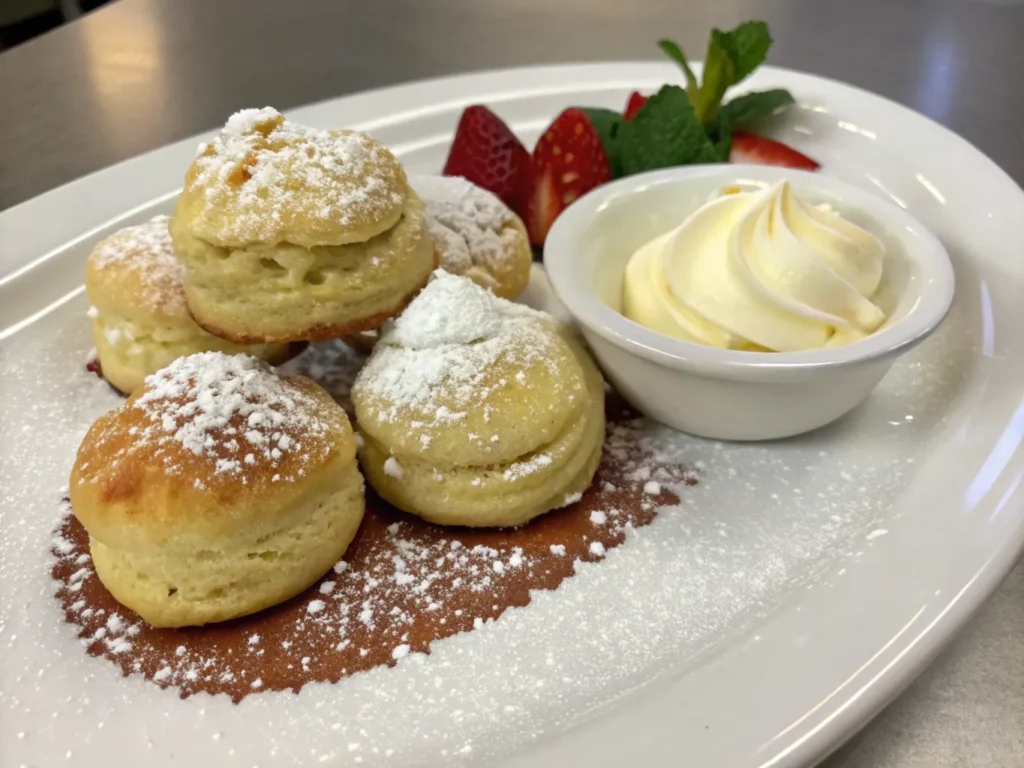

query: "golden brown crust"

left=176, top=109, right=407, bottom=249
left=85, top=216, right=190, bottom=329
left=70, top=354, right=356, bottom=550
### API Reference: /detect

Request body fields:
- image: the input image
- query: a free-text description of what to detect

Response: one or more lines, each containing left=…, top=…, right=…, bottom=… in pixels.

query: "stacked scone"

left=352, top=270, right=604, bottom=527
left=72, top=106, right=604, bottom=628
left=169, top=108, right=436, bottom=343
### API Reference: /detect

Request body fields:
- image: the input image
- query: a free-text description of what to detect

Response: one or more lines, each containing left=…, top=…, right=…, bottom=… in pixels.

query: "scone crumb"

left=383, top=456, right=404, bottom=480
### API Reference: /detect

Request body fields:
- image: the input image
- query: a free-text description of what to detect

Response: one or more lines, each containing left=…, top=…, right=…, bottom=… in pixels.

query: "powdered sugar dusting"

left=188, top=107, right=405, bottom=244
left=88, top=216, right=184, bottom=313
left=79, top=352, right=333, bottom=485
left=411, top=175, right=521, bottom=278
left=3, top=257, right=973, bottom=767
left=50, top=409, right=695, bottom=704
left=354, top=271, right=557, bottom=425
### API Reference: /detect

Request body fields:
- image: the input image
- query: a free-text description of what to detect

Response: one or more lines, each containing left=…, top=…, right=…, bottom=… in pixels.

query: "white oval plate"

left=2, top=63, right=1023, bottom=768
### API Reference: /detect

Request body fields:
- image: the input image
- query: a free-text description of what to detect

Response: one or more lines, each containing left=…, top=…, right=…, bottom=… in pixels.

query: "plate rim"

left=2, top=62, right=1024, bottom=768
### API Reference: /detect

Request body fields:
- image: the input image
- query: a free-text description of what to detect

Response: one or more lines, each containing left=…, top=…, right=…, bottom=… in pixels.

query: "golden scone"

left=86, top=215, right=293, bottom=395
left=411, top=175, right=532, bottom=300
left=352, top=270, right=604, bottom=527
left=169, top=107, right=435, bottom=344
left=69, top=352, right=365, bottom=627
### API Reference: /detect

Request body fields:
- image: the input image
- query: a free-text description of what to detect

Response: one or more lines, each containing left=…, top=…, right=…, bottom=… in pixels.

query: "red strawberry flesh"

left=729, top=130, right=820, bottom=170
left=443, top=105, right=532, bottom=218
left=624, top=91, right=648, bottom=121
left=526, top=108, right=612, bottom=247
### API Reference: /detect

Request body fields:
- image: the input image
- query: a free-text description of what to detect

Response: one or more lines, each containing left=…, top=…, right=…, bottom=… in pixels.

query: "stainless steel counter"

left=1, top=0, right=1022, bottom=764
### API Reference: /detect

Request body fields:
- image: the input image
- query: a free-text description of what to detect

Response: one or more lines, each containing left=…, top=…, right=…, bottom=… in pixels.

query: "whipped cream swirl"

left=622, top=180, right=886, bottom=351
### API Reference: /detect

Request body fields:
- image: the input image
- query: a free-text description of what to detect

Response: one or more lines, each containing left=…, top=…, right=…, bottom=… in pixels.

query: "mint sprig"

left=576, top=21, right=797, bottom=177
left=658, top=20, right=781, bottom=126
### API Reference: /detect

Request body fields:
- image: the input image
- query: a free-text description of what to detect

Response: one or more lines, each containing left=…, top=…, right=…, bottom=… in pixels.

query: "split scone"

left=69, top=352, right=365, bottom=628
left=169, top=107, right=435, bottom=344
left=411, top=175, right=532, bottom=300
left=86, top=215, right=293, bottom=395
left=352, top=270, right=604, bottom=527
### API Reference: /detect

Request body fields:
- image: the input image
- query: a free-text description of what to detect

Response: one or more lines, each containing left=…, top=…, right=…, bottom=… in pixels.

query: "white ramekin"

left=543, top=165, right=955, bottom=441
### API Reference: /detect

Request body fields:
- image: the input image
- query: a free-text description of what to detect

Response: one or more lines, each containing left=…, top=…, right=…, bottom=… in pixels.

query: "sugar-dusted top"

left=357, top=270, right=552, bottom=410
left=353, top=271, right=585, bottom=464
left=411, top=175, right=522, bottom=278
left=74, top=353, right=350, bottom=497
left=86, top=216, right=185, bottom=316
left=179, top=108, right=408, bottom=248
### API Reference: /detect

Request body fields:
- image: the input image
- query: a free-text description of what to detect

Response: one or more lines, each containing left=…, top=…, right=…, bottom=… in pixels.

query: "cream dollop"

left=622, top=180, right=886, bottom=351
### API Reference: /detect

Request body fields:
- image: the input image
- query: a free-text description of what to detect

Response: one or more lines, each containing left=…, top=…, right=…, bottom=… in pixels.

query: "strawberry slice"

left=624, top=91, right=648, bottom=121
left=729, top=130, right=820, bottom=170
left=443, top=105, right=532, bottom=217
left=526, top=108, right=612, bottom=247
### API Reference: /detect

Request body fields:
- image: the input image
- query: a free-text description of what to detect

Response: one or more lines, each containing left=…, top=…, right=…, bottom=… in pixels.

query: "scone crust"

left=86, top=215, right=189, bottom=330
left=352, top=271, right=604, bottom=527
left=70, top=354, right=356, bottom=551
left=412, top=174, right=532, bottom=300
left=88, top=460, right=364, bottom=628
left=175, top=109, right=407, bottom=249
left=170, top=190, right=435, bottom=344
left=69, top=353, right=365, bottom=627
left=85, top=216, right=293, bottom=394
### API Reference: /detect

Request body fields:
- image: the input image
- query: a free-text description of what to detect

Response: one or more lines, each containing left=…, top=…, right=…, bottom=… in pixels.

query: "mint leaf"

left=578, top=107, right=625, bottom=178
left=711, top=21, right=772, bottom=84
left=656, top=39, right=699, bottom=97
left=616, top=85, right=720, bottom=175
left=720, top=89, right=795, bottom=127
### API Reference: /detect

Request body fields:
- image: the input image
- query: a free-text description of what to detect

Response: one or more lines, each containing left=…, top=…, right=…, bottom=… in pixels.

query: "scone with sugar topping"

left=69, top=352, right=365, bottom=627
left=352, top=270, right=604, bottom=527
left=411, top=175, right=532, bottom=300
left=86, top=215, right=294, bottom=395
left=169, top=107, right=435, bottom=344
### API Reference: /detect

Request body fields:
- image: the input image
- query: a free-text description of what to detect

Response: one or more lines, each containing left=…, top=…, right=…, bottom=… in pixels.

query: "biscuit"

left=169, top=108, right=434, bottom=343
left=411, top=175, right=532, bottom=300
left=86, top=216, right=294, bottom=394
left=352, top=270, right=604, bottom=527
left=69, top=353, right=365, bottom=627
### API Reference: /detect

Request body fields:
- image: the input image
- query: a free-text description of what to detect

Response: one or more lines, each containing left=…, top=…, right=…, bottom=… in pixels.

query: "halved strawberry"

left=443, top=105, right=532, bottom=218
left=624, top=91, right=648, bottom=121
left=526, top=108, right=612, bottom=247
left=729, top=130, right=820, bottom=170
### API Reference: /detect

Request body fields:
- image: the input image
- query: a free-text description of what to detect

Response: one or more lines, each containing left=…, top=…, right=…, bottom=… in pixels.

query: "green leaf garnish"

left=659, top=20, right=782, bottom=126
left=615, top=85, right=720, bottom=175
left=719, top=89, right=796, bottom=127
left=657, top=39, right=699, bottom=99
left=711, top=21, right=773, bottom=84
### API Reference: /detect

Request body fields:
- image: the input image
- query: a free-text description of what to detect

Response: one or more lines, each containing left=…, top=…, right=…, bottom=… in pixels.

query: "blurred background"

left=0, top=0, right=112, bottom=49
